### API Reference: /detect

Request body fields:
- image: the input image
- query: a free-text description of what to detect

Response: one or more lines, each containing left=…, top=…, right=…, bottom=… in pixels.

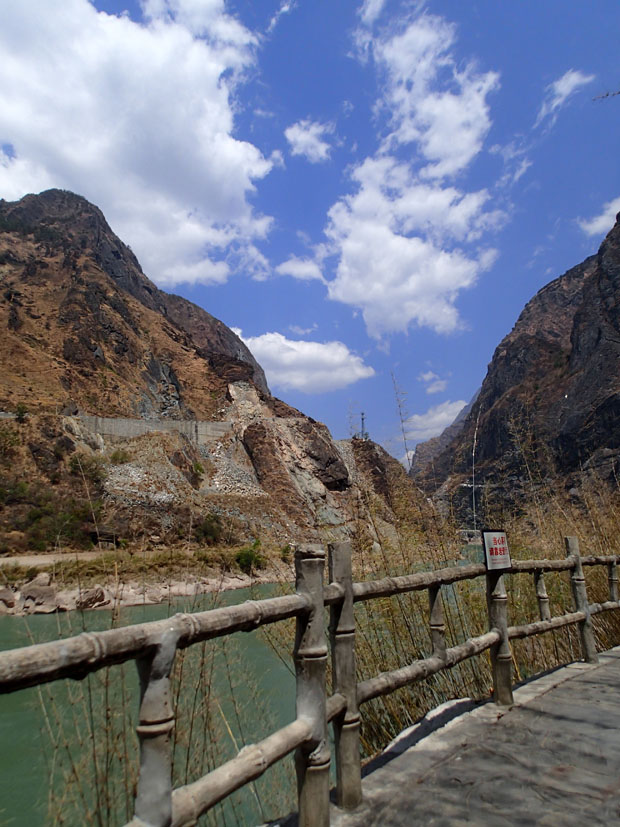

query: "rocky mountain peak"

left=0, top=189, right=268, bottom=418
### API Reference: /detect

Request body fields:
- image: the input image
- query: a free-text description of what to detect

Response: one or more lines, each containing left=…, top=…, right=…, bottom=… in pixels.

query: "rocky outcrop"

left=412, top=215, right=620, bottom=521
left=242, top=416, right=351, bottom=529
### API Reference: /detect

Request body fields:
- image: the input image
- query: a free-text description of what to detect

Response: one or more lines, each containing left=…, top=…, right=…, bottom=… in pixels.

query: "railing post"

left=534, top=571, right=551, bottom=621
left=295, top=544, right=330, bottom=827
left=486, top=572, right=514, bottom=706
left=328, top=541, right=362, bottom=810
left=608, top=559, right=619, bottom=602
left=565, top=536, right=598, bottom=663
left=132, top=626, right=179, bottom=827
left=428, top=584, right=446, bottom=661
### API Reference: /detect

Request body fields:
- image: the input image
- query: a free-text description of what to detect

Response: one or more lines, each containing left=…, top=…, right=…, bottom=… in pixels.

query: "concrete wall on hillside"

left=79, top=415, right=232, bottom=445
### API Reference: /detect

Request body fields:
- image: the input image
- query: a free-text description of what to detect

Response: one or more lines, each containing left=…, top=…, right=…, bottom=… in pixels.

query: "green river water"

left=0, top=586, right=297, bottom=826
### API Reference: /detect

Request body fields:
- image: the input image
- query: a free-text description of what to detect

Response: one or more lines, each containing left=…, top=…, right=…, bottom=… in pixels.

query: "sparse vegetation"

left=235, top=539, right=265, bottom=574
left=194, top=513, right=223, bottom=546
left=15, top=402, right=28, bottom=423
left=69, top=451, right=105, bottom=484
left=0, top=423, right=19, bottom=461
left=109, top=447, right=130, bottom=464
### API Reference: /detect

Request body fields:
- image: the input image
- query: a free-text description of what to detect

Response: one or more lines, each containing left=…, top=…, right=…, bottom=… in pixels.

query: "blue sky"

left=0, top=1, right=618, bottom=461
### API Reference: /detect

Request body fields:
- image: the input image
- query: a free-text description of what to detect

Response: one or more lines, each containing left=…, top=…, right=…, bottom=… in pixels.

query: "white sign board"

left=482, top=530, right=511, bottom=570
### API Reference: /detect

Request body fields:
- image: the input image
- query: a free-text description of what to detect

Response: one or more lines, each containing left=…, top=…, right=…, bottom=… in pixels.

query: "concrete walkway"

left=331, top=648, right=620, bottom=827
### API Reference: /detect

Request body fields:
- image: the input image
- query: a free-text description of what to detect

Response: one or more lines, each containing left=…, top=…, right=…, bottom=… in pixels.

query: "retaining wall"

left=78, top=415, right=232, bottom=445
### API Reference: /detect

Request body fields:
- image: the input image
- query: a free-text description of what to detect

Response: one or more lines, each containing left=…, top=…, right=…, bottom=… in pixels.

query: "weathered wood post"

left=428, top=584, right=446, bottom=661
left=328, top=541, right=362, bottom=810
left=295, top=544, right=330, bottom=827
left=534, top=571, right=551, bottom=621
left=486, top=572, right=514, bottom=706
left=608, top=559, right=619, bottom=602
left=131, top=626, right=179, bottom=827
left=565, top=536, right=598, bottom=663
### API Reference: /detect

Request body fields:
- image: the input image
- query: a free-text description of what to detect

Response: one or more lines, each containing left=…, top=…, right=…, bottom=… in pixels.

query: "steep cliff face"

left=412, top=216, right=620, bottom=520
left=0, top=189, right=415, bottom=548
left=0, top=188, right=267, bottom=419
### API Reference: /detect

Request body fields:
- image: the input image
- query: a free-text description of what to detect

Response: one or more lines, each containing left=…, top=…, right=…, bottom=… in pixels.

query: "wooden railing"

left=0, top=537, right=619, bottom=826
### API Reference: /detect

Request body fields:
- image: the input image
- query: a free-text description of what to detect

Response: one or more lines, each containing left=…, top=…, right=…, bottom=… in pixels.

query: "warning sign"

left=482, top=530, right=511, bottom=570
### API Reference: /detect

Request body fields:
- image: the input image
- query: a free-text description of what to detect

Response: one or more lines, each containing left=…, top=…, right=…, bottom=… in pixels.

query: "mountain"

left=0, top=189, right=413, bottom=550
left=0, top=188, right=268, bottom=419
left=412, top=215, right=620, bottom=523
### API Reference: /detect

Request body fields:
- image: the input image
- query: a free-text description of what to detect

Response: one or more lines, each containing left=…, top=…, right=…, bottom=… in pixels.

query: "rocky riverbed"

left=0, top=567, right=288, bottom=616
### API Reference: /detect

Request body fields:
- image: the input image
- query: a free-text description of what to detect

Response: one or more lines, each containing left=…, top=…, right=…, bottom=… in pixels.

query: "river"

left=0, top=585, right=297, bottom=826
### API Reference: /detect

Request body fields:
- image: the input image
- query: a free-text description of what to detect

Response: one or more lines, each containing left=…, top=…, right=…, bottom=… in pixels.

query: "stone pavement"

left=330, top=648, right=620, bottom=827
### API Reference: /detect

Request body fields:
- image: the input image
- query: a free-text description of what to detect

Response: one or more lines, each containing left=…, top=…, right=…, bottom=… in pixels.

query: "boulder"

left=76, top=585, right=108, bottom=610
left=0, top=587, right=16, bottom=608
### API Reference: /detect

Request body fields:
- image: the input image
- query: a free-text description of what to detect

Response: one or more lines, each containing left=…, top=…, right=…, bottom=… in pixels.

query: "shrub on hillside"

left=69, top=452, right=105, bottom=484
left=235, top=539, right=265, bottom=574
left=0, top=424, right=19, bottom=462
left=194, top=514, right=223, bottom=546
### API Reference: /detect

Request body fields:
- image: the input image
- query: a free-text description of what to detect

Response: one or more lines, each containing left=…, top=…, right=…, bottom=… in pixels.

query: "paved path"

left=331, top=648, right=620, bottom=827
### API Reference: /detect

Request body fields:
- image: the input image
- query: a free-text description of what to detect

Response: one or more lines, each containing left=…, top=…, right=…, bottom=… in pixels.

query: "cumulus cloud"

left=326, top=155, right=500, bottom=337
left=323, top=12, right=502, bottom=339
left=418, top=371, right=447, bottom=394
left=276, top=256, right=325, bottom=282
left=0, top=0, right=273, bottom=286
left=405, top=399, right=466, bottom=442
left=535, top=69, right=595, bottom=128
left=376, top=14, right=499, bottom=178
left=233, top=330, right=375, bottom=393
left=578, top=196, right=620, bottom=236
left=284, top=119, right=334, bottom=163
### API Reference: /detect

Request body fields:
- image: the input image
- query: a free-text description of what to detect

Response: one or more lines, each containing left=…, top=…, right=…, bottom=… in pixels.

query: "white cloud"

left=289, top=323, right=318, bottom=336
left=325, top=155, right=500, bottom=337
left=418, top=371, right=447, bottom=394
left=276, top=256, right=325, bottom=282
left=376, top=14, right=499, bottom=178
left=578, top=196, right=620, bottom=236
left=405, top=400, right=466, bottom=442
left=141, top=0, right=255, bottom=44
left=0, top=0, right=273, bottom=287
left=267, top=0, right=297, bottom=33
left=490, top=141, right=533, bottom=188
left=535, top=69, right=595, bottom=128
left=234, top=330, right=375, bottom=393
left=322, top=13, right=503, bottom=339
left=284, top=119, right=334, bottom=163
left=359, top=0, right=387, bottom=26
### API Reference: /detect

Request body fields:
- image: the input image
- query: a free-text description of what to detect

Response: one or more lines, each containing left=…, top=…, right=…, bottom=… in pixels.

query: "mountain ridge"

left=411, top=214, right=620, bottom=522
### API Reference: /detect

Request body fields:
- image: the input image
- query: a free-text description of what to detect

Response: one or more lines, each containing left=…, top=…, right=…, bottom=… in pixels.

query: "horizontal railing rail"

left=0, top=538, right=618, bottom=826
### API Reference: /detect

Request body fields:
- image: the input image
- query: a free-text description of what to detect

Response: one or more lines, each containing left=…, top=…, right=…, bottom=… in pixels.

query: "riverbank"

left=0, top=547, right=292, bottom=616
